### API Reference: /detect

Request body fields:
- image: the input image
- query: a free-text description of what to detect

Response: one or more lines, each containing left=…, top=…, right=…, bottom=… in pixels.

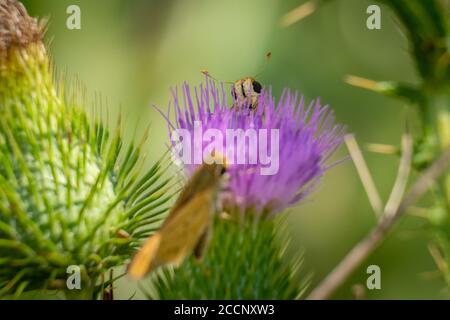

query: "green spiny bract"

left=0, top=0, right=171, bottom=298
left=144, top=216, right=308, bottom=299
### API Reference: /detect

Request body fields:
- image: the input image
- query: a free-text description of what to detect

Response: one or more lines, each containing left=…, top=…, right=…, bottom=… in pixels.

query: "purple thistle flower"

left=163, top=79, right=345, bottom=215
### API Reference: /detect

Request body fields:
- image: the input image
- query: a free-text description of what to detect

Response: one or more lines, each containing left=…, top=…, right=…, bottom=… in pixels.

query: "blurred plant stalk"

left=283, top=0, right=450, bottom=298
left=381, top=0, right=450, bottom=289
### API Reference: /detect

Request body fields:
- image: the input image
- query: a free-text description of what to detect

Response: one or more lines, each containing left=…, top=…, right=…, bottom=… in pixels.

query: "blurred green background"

left=21, top=0, right=448, bottom=299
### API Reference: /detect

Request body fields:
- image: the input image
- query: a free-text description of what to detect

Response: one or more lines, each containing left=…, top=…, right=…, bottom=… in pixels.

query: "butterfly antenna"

left=253, top=52, right=272, bottom=78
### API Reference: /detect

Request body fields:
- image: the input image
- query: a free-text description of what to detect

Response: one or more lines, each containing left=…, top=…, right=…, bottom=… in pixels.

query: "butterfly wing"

left=128, top=232, right=162, bottom=279
left=166, top=167, right=215, bottom=221
left=128, top=189, right=214, bottom=278
left=155, top=189, right=213, bottom=266
left=193, top=223, right=212, bottom=260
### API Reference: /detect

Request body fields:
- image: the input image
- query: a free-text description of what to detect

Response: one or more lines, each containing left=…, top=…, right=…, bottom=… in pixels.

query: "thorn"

left=428, top=243, right=448, bottom=275
left=345, top=134, right=384, bottom=218
left=366, top=143, right=399, bottom=155
left=345, top=75, right=379, bottom=91
left=345, top=75, right=423, bottom=104
left=280, top=1, right=318, bottom=27
left=384, top=134, right=413, bottom=217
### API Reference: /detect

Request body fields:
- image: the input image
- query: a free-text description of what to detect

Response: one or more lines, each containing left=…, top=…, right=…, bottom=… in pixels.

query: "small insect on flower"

left=202, top=52, right=271, bottom=111
left=231, top=77, right=263, bottom=111
left=127, top=161, right=227, bottom=279
left=168, top=80, right=346, bottom=216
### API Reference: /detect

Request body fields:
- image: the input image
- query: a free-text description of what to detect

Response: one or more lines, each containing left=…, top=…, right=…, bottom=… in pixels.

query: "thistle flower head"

left=167, top=79, right=345, bottom=215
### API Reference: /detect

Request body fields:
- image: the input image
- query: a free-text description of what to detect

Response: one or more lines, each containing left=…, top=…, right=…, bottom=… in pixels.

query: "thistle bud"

left=0, top=0, right=170, bottom=299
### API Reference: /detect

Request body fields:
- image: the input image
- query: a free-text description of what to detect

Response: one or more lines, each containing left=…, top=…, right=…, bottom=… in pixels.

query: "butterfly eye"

left=220, top=166, right=227, bottom=175
left=252, top=81, right=262, bottom=94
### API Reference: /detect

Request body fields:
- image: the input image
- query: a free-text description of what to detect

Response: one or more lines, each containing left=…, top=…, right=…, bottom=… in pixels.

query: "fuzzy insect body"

left=232, top=77, right=263, bottom=110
